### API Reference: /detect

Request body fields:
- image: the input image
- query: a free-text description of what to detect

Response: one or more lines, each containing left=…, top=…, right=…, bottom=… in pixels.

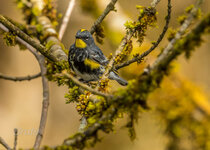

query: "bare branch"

left=0, top=72, right=41, bottom=82
left=1, top=3, right=51, bottom=149
left=115, top=0, right=171, bottom=70
left=13, top=128, right=18, bottom=150
left=24, top=41, right=50, bottom=150
left=0, top=137, right=12, bottom=150
left=151, top=0, right=203, bottom=70
left=89, top=0, right=118, bottom=34
left=19, top=41, right=50, bottom=149
left=151, top=0, right=161, bottom=8
left=33, top=54, right=49, bottom=149
left=0, top=16, right=50, bottom=148
left=59, top=0, right=75, bottom=40
left=0, top=21, right=50, bottom=147
left=0, top=18, right=49, bottom=148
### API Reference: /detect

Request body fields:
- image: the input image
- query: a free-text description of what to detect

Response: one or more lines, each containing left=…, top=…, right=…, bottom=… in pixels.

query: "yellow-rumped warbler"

left=68, top=29, right=128, bottom=86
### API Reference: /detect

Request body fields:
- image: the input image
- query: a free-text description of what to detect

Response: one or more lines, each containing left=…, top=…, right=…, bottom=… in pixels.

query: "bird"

left=68, top=29, right=128, bottom=86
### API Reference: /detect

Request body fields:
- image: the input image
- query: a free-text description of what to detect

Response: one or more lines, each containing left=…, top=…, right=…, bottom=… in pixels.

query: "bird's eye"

left=85, top=37, right=89, bottom=41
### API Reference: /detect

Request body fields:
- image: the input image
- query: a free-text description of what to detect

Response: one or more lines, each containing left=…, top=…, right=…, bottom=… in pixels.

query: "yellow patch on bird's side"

left=84, top=58, right=100, bottom=70
left=80, top=29, right=86, bottom=32
left=75, top=39, right=87, bottom=48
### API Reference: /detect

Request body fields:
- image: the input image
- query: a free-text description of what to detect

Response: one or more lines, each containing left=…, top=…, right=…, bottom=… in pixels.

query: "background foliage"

left=0, top=0, right=210, bottom=150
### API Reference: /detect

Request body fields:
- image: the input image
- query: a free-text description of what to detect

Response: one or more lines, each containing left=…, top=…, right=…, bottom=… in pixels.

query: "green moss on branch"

left=58, top=13, right=210, bottom=150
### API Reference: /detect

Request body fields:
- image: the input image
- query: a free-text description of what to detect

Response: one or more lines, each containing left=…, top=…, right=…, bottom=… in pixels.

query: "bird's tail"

left=108, top=71, right=128, bottom=86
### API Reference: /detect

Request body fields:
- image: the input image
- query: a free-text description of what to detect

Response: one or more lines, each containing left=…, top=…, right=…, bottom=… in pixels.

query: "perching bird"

left=68, top=29, right=128, bottom=86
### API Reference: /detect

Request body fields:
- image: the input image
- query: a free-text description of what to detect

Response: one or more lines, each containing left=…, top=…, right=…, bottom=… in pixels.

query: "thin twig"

left=0, top=17, right=50, bottom=149
left=0, top=137, right=12, bottom=150
left=13, top=128, right=18, bottom=150
left=25, top=43, right=50, bottom=150
left=115, top=0, right=171, bottom=70
left=151, top=0, right=203, bottom=70
left=58, top=72, right=112, bottom=98
left=98, top=0, right=162, bottom=81
left=59, top=0, right=75, bottom=40
left=89, top=0, right=118, bottom=34
left=20, top=41, right=49, bottom=149
left=99, top=32, right=134, bottom=83
left=0, top=72, right=41, bottom=81
left=33, top=54, right=49, bottom=149
left=10, top=3, right=50, bottom=149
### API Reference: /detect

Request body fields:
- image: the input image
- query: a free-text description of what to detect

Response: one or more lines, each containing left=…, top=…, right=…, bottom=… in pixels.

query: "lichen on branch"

left=59, top=12, right=210, bottom=150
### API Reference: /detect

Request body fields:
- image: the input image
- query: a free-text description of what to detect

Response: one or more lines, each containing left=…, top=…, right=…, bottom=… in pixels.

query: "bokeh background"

left=0, top=0, right=210, bottom=149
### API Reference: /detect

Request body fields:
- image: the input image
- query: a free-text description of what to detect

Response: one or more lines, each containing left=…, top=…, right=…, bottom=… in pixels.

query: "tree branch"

left=115, top=0, right=171, bottom=70
left=99, top=0, right=161, bottom=84
left=99, top=32, right=134, bottom=82
left=58, top=72, right=112, bottom=98
left=33, top=54, right=49, bottom=149
left=0, top=21, right=50, bottom=148
left=0, top=15, right=55, bottom=61
left=89, top=0, right=118, bottom=34
left=0, top=72, right=41, bottom=82
left=24, top=41, right=50, bottom=150
left=151, top=0, right=161, bottom=8
left=5, top=20, right=50, bottom=148
left=0, top=18, right=49, bottom=148
left=151, top=0, right=203, bottom=70
left=0, top=15, right=68, bottom=63
left=0, top=137, right=12, bottom=150
left=0, top=15, right=50, bottom=148
left=59, top=0, right=75, bottom=40
left=63, top=106, right=117, bottom=148
left=13, top=128, right=18, bottom=150
left=37, top=16, right=68, bottom=62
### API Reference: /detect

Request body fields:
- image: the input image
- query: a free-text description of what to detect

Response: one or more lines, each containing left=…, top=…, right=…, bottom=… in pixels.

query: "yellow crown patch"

left=80, top=29, right=86, bottom=32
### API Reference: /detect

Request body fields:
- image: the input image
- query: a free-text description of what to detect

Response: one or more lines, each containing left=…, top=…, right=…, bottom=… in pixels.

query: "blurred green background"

left=0, top=0, right=209, bottom=149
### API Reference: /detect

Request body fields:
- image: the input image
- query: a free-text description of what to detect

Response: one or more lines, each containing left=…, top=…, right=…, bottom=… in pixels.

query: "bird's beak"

left=75, top=38, right=87, bottom=48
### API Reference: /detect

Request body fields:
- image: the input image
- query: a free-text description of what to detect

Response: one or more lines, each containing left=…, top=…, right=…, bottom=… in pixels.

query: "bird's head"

left=74, top=29, right=108, bottom=65
left=75, top=29, right=94, bottom=48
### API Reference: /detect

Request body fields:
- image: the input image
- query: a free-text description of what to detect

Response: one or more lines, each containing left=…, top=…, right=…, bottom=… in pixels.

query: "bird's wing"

left=91, top=46, right=108, bottom=66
